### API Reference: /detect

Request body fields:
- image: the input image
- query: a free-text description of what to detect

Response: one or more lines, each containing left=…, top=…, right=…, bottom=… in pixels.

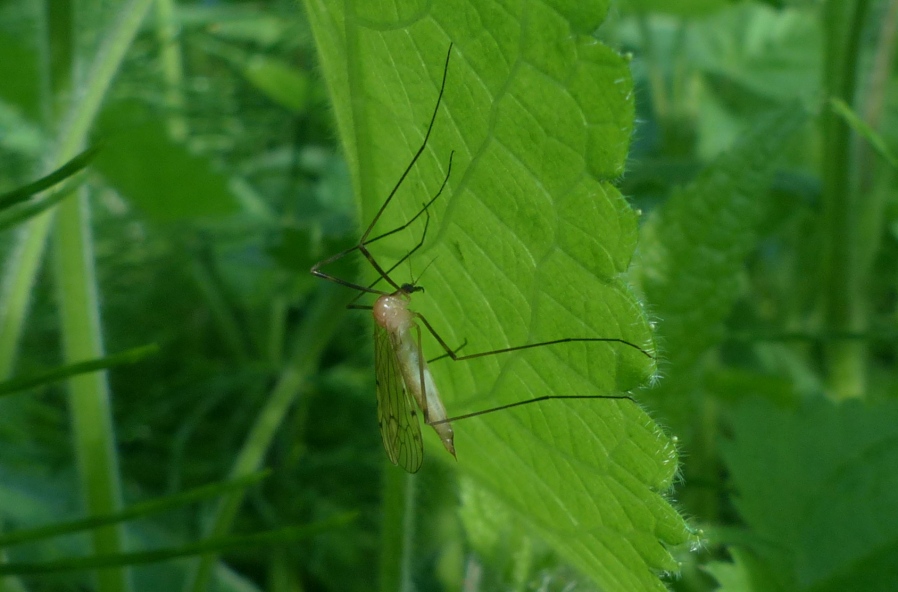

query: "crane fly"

left=311, top=44, right=654, bottom=473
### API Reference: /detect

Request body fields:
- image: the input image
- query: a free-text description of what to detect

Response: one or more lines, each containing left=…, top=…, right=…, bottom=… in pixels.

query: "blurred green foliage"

left=0, top=0, right=896, bottom=591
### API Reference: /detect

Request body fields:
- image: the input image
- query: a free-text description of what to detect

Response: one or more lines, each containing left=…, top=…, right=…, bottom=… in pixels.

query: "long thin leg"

left=428, top=339, right=466, bottom=364
left=412, top=313, right=648, bottom=424
left=430, top=393, right=635, bottom=425
left=363, top=151, right=454, bottom=253
left=412, top=311, right=650, bottom=424
left=310, top=147, right=454, bottom=298
left=310, top=41, right=455, bottom=294
left=310, top=230, right=403, bottom=294
left=358, top=44, right=453, bottom=245
left=346, top=205, right=432, bottom=308
left=347, top=150, right=456, bottom=306
left=415, top=313, right=644, bottom=426
left=414, top=314, right=655, bottom=361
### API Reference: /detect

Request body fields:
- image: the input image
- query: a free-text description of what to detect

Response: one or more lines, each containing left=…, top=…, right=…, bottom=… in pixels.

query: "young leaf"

left=305, top=1, right=690, bottom=588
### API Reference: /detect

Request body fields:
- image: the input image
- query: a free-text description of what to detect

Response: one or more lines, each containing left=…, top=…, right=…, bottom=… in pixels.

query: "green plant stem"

left=856, top=0, right=898, bottom=281
left=820, top=0, right=870, bottom=400
left=0, top=227, right=46, bottom=379
left=56, top=2, right=155, bottom=590
left=54, top=190, right=129, bottom=592
left=379, top=468, right=416, bottom=592
left=185, top=283, right=346, bottom=592
left=861, top=0, right=898, bottom=167
left=153, top=0, right=188, bottom=141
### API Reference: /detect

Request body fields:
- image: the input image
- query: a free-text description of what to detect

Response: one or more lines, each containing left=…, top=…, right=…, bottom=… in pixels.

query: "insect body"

left=373, top=284, right=454, bottom=472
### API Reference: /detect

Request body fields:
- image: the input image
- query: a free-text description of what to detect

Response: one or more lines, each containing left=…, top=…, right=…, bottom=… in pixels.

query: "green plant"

left=1, top=0, right=897, bottom=591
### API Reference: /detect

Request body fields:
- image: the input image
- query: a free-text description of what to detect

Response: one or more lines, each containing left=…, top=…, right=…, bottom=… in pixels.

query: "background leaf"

left=94, top=102, right=239, bottom=221
left=722, top=398, right=898, bottom=592
left=638, top=104, right=808, bottom=373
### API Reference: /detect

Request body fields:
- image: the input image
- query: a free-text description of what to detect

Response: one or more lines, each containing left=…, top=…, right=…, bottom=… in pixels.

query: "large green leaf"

left=304, top=0, right=689, bottom=588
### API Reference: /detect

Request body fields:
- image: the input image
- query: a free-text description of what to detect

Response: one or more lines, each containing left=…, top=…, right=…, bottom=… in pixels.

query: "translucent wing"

left=375, top=323, right=424, bottom=473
